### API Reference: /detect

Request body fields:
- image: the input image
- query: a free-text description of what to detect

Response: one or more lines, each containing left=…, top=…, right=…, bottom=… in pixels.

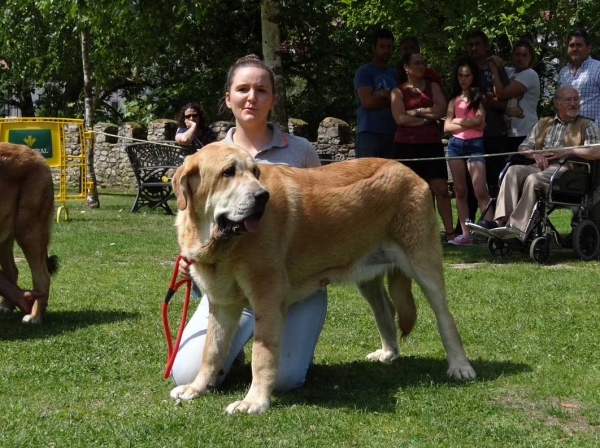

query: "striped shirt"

left=521, top=115, right=600, bottom=151
left=558, top=56, right=600, bottom=124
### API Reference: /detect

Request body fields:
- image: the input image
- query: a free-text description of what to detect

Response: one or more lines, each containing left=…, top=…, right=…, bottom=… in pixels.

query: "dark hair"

left=370, top=28, right=394, bottom=47
left=225, top=54, right=275, bottom=94
left=399, top=35, right=419, bottom=50
left=397, top=51, right=420, bottom=84
left=512, top=38, right=536, bottom=67
left=465, top=29, right=489, bottom=46
left=568, top=28, right=590, bottom=46
left=449, top=57, right=484, bottom=112
left=176, top=102, right=206, bottom=128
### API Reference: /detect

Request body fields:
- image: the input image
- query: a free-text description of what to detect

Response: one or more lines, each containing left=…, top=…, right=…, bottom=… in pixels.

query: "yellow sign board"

left=0, top=117, right=94, bottom=222
left=0, top=121, right=62, bottom=166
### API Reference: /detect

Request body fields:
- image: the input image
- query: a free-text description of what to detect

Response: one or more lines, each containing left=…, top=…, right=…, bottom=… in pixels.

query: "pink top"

left=452, top=97, right=483, bottom=140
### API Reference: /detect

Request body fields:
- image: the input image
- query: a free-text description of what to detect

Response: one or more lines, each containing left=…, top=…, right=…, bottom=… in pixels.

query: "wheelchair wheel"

left=487, top=238, right=512, bottom=259
left=530, top=236, right=551, bottom=264
left=573, top=219, right=600, bottom=261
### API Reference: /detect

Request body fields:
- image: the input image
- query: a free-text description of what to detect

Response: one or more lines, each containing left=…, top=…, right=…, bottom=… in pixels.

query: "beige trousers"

left=494, top=164, right=566, bottom=232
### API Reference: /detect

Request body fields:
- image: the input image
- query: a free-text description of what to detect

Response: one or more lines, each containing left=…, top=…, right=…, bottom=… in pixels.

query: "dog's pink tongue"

left=244, top=217, right=261, bottom=233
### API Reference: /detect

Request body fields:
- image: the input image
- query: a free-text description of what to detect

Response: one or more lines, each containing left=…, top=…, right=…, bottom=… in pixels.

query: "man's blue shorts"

left=446, top=136, right=485, bottom=163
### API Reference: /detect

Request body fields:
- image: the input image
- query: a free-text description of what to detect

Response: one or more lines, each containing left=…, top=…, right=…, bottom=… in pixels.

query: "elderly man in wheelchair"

left=469, top=86, right=600, bottom=262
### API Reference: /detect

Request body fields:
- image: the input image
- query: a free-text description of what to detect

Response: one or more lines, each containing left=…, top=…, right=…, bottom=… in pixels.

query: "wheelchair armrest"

left=550, top=157, right=591, bottom=201
left=556, top=156, right=591, bottom=174
left=558, top=156, right=586, bottom=165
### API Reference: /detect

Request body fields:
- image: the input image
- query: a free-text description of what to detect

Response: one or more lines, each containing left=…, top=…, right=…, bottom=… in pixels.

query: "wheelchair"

left=468, top=154, right=600, bottom=264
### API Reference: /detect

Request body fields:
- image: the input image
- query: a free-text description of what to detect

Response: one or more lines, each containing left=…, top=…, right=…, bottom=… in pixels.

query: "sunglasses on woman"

left=184, top=113, right=199, bottom=119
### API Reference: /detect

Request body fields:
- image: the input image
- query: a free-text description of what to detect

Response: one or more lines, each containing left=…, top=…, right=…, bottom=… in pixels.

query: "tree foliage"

left=1, top=0, right=599, bottom=132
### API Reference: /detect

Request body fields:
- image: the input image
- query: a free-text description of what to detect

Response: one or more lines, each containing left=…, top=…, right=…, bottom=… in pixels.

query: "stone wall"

left=313, top=117, right=354, bottom=162
left=57, top=117, right=353, bottom=189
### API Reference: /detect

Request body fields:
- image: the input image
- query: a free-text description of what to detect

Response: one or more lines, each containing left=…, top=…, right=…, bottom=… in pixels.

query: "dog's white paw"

left=366, top=349, right=398, bottom=363
left=447, top=363, right=476, bottom=381
left=225, top=398, right=270, bottom=415
left=170, top=384, right=204, bottom=400
left=22, top=314, right=42, bottom=324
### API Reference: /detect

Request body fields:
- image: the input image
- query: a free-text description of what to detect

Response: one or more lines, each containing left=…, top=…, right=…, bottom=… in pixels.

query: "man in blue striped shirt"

left=558, top=29, right=600, bottom=124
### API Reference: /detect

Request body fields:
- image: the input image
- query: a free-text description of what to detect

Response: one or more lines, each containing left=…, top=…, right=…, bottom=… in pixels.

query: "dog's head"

left=172, top=142, right=270, bottom=242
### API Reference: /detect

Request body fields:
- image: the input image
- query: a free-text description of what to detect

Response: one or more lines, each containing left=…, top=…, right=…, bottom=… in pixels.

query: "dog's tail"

left=47, top=255, right=59, bottom=275
left=387, top=269, right=417, bottom=339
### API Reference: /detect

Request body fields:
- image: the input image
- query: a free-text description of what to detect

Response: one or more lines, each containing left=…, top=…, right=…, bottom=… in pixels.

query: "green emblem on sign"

left=8, top=129, right=53, bottom=158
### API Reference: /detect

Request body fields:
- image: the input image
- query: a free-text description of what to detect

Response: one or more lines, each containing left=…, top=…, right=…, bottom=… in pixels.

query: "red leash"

left=161, top=255, right=192, bottom=379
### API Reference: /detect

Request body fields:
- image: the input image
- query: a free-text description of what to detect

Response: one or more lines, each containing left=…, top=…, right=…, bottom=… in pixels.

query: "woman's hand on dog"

left=178, top=255, right=192, bottom=279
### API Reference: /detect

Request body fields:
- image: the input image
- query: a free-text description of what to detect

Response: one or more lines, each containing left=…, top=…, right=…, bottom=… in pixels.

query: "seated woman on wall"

left=175, top=102, right=217, bottom=154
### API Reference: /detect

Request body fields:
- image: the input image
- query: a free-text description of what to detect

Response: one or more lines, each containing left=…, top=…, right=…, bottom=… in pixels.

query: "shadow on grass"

left=0, top=309, right=138, bottom=341
left=220, top=356, right=531, bottom=413
left=443, top=241, right=592, bottom=265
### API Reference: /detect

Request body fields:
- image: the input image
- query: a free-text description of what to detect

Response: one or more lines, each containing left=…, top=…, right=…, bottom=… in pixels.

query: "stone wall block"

left=148, top=119, right=177, bottom=141
left=209, top=121, right=235, bottom=141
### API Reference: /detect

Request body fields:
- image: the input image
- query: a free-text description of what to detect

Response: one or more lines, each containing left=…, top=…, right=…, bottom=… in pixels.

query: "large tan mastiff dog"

left=170, top=142, right=475, bottom=414
left=0, top=142, right=58, bottom=323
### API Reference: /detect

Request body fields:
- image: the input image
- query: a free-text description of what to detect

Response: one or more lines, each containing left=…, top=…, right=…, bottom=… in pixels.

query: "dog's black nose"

left=254, top=189, right=270, bottom=206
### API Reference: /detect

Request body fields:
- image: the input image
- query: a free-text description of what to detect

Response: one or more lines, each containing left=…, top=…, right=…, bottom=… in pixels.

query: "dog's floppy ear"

left=172, top=160, right=198, bottom=211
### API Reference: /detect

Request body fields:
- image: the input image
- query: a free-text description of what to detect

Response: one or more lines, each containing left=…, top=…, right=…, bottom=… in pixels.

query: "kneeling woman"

left=171, top=55, right=327, bottom=392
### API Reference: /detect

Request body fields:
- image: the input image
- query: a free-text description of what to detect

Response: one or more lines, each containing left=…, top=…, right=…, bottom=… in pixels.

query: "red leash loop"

left=162, top=254, right=192, bottom=379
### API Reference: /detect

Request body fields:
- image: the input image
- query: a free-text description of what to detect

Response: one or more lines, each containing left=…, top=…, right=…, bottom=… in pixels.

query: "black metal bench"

left=125, top=141, right=186, bottom=215
left=317, top=153, right=336, bottom=165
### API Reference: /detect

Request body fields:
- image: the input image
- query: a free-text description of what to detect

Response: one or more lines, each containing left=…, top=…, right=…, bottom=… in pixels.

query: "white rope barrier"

left=92, top=130, right=182, bottom=149
left=90, top=129, right=600, bottom=163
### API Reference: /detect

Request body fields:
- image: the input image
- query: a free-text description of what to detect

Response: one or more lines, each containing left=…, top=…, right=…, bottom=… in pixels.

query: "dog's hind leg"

left=20, top=250, right=50, bottom=324
left=15, top=174, right=54, bottom=324
left=0, top=238, right=18, bottom=314
left=357, top=275, right=399, bottom=363
left=17, top=226, right=51, bottom=324
left=410, top=250, right=476, bottom=380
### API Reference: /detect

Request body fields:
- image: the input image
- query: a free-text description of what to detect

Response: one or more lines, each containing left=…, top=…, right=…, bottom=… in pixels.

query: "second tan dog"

left=170, top=142, right=475, bottom=414
left=0, top=142, right=58, bottom=323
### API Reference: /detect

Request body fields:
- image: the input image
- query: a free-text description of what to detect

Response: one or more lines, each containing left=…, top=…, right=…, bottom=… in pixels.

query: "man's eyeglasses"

left=560, top=97, right=580, bottom=104
left=184, top=113, right=199, bottom=119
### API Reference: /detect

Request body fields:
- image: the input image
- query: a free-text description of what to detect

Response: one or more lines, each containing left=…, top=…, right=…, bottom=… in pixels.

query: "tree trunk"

left=261, top=0, right=288, bottom=131
left=19, top=92, right=36, bottom=117
left=80, top=28, right=100, bottom=208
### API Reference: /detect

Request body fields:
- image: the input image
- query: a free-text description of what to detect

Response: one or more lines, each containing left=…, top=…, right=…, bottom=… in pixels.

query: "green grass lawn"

left=1, top=192, right=599, bottom=447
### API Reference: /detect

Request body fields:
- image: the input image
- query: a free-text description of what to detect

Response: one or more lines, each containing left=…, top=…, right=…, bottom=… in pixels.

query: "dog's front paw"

left=22, top=314, right=42, bottom=324
left=170, top=384, right=206, bottom=400
left=366, top=348, right=398, bottom=363
left=447, top=363, right=476, bottom=381
left=225, top=398, right=270, bottom=415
